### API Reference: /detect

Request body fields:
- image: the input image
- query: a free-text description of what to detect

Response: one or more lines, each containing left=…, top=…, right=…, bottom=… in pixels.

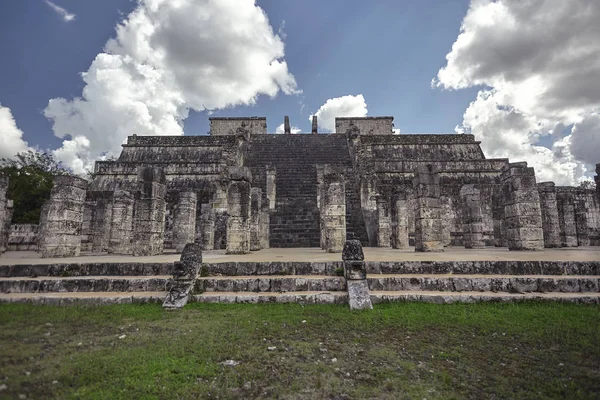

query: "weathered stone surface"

left=108, top=190, right=134, bottom=255
left=227, top=167, right=252, bottom=254
left=342, top=239, right=365, bottom=261
left=500, top=163, right=544, bottom=251
left=163, top=243, right=202, bottom=309
left=39, top=175, right=88, bottom=258
left=413, top=164, right=443, bottom=252
left=537, top=182, right=561, bottom=248
left=460, top=185, right=486, bottom=249
left=347, top=280, right=373, bottom=310
left=250, top=188, right=262, bottom=251
left=376, top=196, right=391, bottom=247
left=133, top=167, right=167, bottom=256
left=198, top=203, right=214, bottom=251
left=557, top=190, right=578, bottom=247
left=321, top=166, right=346, bottom=253
left=391, top=196, right=409, bottom=249
left=172, top=192, right=197, bottom=253
left=0, top=176, right=9, bottom=254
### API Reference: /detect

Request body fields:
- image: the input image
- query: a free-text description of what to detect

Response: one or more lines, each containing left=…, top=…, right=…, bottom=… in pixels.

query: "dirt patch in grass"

left=0, top=302, right=598, bottom=399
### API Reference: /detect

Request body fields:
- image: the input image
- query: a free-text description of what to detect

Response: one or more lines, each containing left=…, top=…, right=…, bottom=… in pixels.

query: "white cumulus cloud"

left=44, top=0, right=76, bottom=22
left=0, top=104, right=30, bottom=159
left=434, top=0, right=600, bottom=185
left=275, top=123, right=301, bottom=134
left=309, top=94, right=368, bottom=132
left=44, top=0, right=298, bottom=174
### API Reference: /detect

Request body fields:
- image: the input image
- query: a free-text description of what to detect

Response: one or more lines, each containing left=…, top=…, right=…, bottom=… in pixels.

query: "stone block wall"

left=132, top=167, right=167, bottom=256
left=7, top=224, right=39, bottom=251
left=0, top=176, right=8, bottom=254
left=500, top=162, right=544, bottom=251
left=210, top=117, right=267, bottom=136
left=39, top=175, right=88, bottom=258
left=335, top=117, right=395, bottom=135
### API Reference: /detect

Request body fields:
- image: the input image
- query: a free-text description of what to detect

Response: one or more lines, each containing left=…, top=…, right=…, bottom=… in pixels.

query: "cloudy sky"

left=0, top=0, right=598, bottom=184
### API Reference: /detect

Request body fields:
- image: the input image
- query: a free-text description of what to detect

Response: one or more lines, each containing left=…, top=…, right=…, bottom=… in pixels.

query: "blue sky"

left=0, top=0, right=598, bottom=185
left=1, top=0, right=475, bottom=147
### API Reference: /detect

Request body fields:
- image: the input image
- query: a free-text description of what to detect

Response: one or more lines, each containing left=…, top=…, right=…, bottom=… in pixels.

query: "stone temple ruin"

left=0, top=116, right=599, bottom=306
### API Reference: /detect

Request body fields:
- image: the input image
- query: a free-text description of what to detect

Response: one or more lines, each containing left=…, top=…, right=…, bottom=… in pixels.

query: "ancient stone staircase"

left=245, top=134, right=368, bottom=247
left=1, top=260, right=598, bottom=305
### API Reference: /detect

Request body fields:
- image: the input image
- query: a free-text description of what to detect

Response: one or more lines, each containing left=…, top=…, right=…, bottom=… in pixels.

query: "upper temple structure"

left=3, top=116, right=599, bottom=257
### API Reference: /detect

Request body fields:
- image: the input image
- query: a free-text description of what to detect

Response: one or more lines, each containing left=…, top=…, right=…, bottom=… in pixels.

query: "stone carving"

left=163, top=243, right=203, bottom=309
left=391, top=193, right=409, bottom=249
left=172, top=192, right=197, bottom=253
left=501, top=162, right=544, bottom=251
left=108, top=190, right=135, bottom=254
left=312, top=115, right=318, bottom=135
left=199, top=203, right=215, bottom=251
left=284, top=116, right=291, bottom=134
left=0, top=176, right=8, bottom=254
left=321, top=166, right=346, bottom=253
left=557, top=190, right=578, bottom=247
left=376, top=195, right=391, bottom=247
left=342, top=240, right=372, bottom=310
left=226, top=167, right=252, bottom=254
left=132, top=167, right=167, bottom=256
left=413, top=164, right=444, bottom=252
left=460, top=185, right=485, bottom=249
left=39, top=175, right=88, bottom=258
left=250, top=187, right=262, bottom=251
left=537, top=182, right=561, bottom=248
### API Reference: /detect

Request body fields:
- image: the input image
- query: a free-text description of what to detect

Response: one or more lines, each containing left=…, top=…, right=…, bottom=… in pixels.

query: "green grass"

left=0, top=302, right=598, bottom=399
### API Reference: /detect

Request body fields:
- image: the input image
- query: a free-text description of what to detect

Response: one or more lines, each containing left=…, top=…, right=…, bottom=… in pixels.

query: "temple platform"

left=1, top=246, right=599, bottom=266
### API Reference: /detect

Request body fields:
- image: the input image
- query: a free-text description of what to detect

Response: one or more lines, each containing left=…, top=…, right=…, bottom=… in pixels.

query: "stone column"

left=199, top=203, right=215, bottom=251
left=212, top=182, right=228, bottom=250
left=574, top=197, right=589, bottom=247
left=259, top=205, right=270, bottom=249
left=266, top=166, right=276, bottom=211
left=172, top=192, right=197, bottom=253
left=0, top=176, right=8, bottom=254
left=391, top=195, right=409, bottom=249
left=537, top=182, right=560, bottom=248
left=321, top=167, right=346, bottom=253
left=500, top=162, right=544, bottom=251
left=91, top=196, right=113, bottom=252
left=108, top=190, right=134, bottom=254
left=376, top=196, right=391, bottom=247
left=343, top=240, right=372, bottom=311
left=492, top=183, right=507, bottom=247
left=413, top=164, right=443, bottom=252
left=132, top=167, right=167, bottom=256
left=316, top=165, right=325, bottom=249
left=312, top=116, right=318, bottom=134
left=460, top=185, right=485, bottom=249
left=226, top=167, right=252, bottom=254
left=557, top=191, right=578, bottom=247
left=39, top=175, right=88, bottom=258
left=250, top=187, right=262, bottom=251
left=595, top=163, right=600, bottom=202
left=284, top=116, right=291, bottom=134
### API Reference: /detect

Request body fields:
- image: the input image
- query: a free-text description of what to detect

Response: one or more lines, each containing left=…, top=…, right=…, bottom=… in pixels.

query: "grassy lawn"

left=0, top=301, right=598, bottom=399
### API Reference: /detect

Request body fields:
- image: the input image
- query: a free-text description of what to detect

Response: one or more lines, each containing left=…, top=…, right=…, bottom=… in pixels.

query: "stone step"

left=192, top=291, right=348, bottom=304
left=198, top=275, right=345, bottom=293
left=0, top=291, right=167, bottom=305
left=370, top=291, right=600, bottom=304
left=367, top=274, right=600, bottom=293
left=0, top=275, right=171, bottom=293
left=0, top=263, right=173, bottom=278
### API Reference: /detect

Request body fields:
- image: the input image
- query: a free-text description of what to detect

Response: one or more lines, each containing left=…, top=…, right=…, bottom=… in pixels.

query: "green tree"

left=0, top=150, right=71, bottom=224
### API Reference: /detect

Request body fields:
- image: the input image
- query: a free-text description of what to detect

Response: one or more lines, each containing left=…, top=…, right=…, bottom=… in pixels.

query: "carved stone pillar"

left=0, top=176, right=8, bottom=254
left=108, top=190, right=135, bottom=254
left=413, top=164, right=443, bottom=252
left=199, top=203, right=215, bottom=251
left=226, top=167, right=252, bottom=254
left=492, top=183, right=507, bottom=247
left=557, top=191, right=578, bottom=247
left=250, top=187, right=262, bottom=251
left=343, top=240, right=372, bottom=310
left=321, top=167, right=346, bottom=253
left=266, top=166, right=276, bottom=211
left=460, top=184, right=485, bottom=249
left=391, top=194, right=409, bottom=249
left=212, top=181, right=228, bottom=250
left=574, top=196, right=589, bottom=247
left=91, top=196, right=113, bottom=252
left=132, top=167, right=167, bottom=256
left=376, top=196, right=391, bottom=247
left=259, top=205, right=270, bottom=249
left=537, top=182, right=561, bottom=248
left=172, top=192, right=197, bottom=253
left=501, top=162, right=544, bottom=251
left=39, top=175, right=88, bottom=258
